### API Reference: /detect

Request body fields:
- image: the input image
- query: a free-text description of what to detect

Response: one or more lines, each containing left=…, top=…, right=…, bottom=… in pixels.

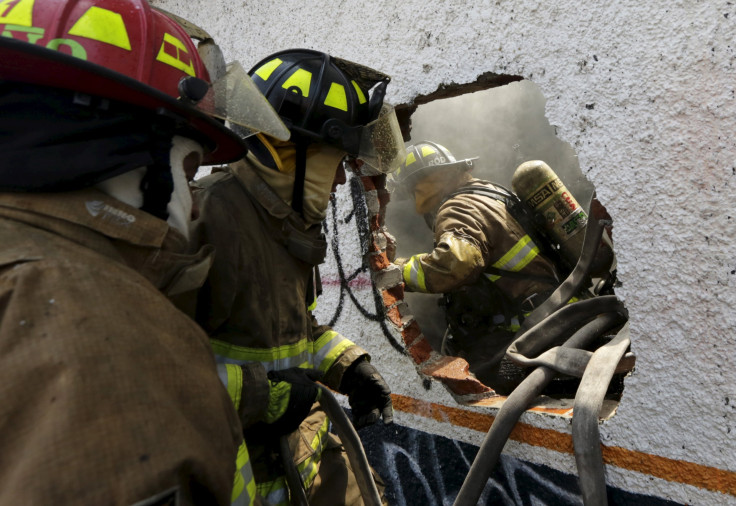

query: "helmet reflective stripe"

left=0, top=0, right=34, bottom=26
left=156, top=32, right=196, bottom=76
left=421, top=145, right=437, bottom=157
left=282, top=68, right=312, bottom=97
left=351, top=80, right=367, bottom=104
left=484, top=235, right=540, bottom=282
left=324, top=82, right=347, bottom=111
left=254, top=57, right=283, bottom=80
left=68, top=6, right=131, bottom=50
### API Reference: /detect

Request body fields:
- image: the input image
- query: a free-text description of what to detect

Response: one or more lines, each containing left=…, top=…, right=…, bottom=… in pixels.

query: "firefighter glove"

left=263, top=368, right=323, bottom=436
left=340, top=358, right=393, bottom=429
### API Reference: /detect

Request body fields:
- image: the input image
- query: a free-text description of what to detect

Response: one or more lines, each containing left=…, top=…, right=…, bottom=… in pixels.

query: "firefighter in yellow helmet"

left=389, top=141, right=564, bottom=395
left=189, top=49, right=405, bottom=505
left=0, top=1, right=289, bottom=504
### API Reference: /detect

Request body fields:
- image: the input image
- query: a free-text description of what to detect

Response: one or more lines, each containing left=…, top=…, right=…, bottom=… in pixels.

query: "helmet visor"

left=356, top=105, right=405, bottom=175
left=202, top=61, right=291, bottom=141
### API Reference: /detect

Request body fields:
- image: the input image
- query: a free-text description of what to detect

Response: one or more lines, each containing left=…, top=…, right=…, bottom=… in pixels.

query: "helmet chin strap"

left=291, top=138, right=309, bottom=215
left=139, top=131, right=174, bottom=221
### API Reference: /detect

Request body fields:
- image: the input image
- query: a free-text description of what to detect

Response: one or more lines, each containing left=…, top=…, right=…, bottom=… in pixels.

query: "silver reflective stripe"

left=403, top=255, right=427, bottom=292
left=231, top=492, right=249, bottom=506
left=213, top=333, right=349, bottom=373
left=263, top=485, right=289, bottom=506
left=232, top=461, right=255, bottom=506
left=485, top=235, right=539, bottom=282
left=313, top=331, right=350, bottom=369
left=216, top=353, right=311, bottom=372
left=216, top=364, right=230, bottom=389
left=261, top=419, right=329, bottom=505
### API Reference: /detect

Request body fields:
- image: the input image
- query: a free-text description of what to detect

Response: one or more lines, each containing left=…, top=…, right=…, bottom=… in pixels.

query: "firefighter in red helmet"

left=0, top=1, right=286, bottom=504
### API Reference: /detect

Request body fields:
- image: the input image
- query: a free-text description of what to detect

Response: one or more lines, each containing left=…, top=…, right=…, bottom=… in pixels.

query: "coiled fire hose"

left=280, top=384, right=383, bottom=506
left=453, top=217, right=633, bottom=506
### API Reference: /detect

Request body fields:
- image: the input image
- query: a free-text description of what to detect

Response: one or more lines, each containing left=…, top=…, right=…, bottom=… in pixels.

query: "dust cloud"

left=385, top=80, right=595, bottom=348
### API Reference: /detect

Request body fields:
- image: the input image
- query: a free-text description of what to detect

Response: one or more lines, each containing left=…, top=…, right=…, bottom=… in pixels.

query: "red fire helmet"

left=0, top=0, right=249, bottom=164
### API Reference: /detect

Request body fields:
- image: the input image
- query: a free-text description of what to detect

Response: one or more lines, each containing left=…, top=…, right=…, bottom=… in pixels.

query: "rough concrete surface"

left=153, top=1, right=736, bottom=503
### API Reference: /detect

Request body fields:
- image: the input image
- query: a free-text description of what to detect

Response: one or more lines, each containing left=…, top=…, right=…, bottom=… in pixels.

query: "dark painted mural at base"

left=354, top=420, right=681, bottom=506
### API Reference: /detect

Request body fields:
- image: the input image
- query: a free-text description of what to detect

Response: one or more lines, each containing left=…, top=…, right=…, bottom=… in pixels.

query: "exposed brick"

left=385, top=303, right=412, bottom=329
left=377, top=188, right=391, bottom=208
left=364, top=190, right=380, bottom=215
left=372, top=265, right=402, bottom=289
left=371, top=231, right=387, bottom=252
left=382, top=284, right=405, bottom=307
left=408, top=337, right=433, bottom=364
left=369, top=215, right=381, bottom=231
left=420, top=357, right=492, bottom=396
left=368, top=251, right=390, bottom=271
left=443, top=377, right=493, bottom=396
left=401, top=320, right=421, bottom=346
left=360, top=176, right=376, bottom=191
left=385, top=306, right=402, bottom=327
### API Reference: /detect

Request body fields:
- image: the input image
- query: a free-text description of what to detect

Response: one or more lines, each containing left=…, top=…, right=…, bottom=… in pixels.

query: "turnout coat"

left=0, top=190, right=243, bottom=506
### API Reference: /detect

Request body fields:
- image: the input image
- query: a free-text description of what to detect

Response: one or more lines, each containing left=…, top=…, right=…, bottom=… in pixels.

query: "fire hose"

left=280, top=384, right=383, bottom=506
left=453, top=216, right=633, bottom=506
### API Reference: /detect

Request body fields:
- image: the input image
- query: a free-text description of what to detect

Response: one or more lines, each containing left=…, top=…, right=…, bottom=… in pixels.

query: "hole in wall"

left=383, top=78, right=631, bottom=414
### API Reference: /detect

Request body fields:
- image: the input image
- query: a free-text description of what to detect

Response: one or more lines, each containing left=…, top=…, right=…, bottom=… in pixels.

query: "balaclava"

left=94, top=135, right=203, bottom=238
left=247, top=136, right=347, bottom=226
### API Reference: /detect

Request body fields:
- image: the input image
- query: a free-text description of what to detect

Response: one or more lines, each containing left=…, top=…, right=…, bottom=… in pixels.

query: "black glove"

left=262, top=368, right=323, bottom=437
left=340, top=358, right=393, bottom=429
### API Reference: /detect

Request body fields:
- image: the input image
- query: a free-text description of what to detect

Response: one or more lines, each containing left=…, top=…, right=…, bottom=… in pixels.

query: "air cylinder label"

left=526, top=177, right=588, bottom=239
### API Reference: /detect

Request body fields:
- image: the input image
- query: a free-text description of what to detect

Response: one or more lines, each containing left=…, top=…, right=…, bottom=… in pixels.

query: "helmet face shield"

left=205, top=61, right=290, bottom=141
left=356, top=105, right=405, bottom=175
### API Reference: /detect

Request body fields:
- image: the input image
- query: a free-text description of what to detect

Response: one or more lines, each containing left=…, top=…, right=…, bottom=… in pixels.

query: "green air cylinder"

left=512, top=160, right=588, bottom=270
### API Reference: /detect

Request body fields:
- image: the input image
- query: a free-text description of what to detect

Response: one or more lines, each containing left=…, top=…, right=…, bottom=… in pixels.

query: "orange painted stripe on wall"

left=392, top=394, right=736, bottom=497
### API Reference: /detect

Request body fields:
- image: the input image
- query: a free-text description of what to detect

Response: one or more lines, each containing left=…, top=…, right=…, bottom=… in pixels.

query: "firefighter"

left=190, top=49, right=405, bottom=505
left=0, top=1, right=287, bottom=504
left=389, top=141, right=564, bottom=395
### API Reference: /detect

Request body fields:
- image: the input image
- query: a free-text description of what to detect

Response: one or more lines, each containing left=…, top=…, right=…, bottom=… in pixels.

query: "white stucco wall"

left=154, top=1, right=736, bottom=503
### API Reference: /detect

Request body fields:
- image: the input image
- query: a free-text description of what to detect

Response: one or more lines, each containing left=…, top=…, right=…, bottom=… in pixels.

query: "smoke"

left=385, top=80, right=596, bottom=348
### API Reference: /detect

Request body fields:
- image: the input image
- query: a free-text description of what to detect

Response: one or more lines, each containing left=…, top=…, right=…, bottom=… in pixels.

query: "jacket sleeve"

left=310, top=316, right=368, bottom=391
left=398, top=197, right=488, bottom=294
left=217, top=362, right=271, bottom=429
left=190, top=174, right=243, bottom=335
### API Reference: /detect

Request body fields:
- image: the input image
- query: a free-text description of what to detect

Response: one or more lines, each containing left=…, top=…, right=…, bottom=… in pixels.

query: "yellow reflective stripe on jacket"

left=231, top=441, right=256, bottom=506
left=313, top=330, right=353, bottom=373
left=264, top=380, right=291, bottom=424
left=217, top=364, right=243, bottom=410
left=211, top=332, right=354, bottom=373
left=257, top=417, right=330, bottom=505
left=402, top=254, right=428, bottom=292
left=485, top=235, right=540, bottom=282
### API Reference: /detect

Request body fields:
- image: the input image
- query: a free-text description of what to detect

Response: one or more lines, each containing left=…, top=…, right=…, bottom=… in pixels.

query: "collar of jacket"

left=0, top=189, right=213, bottom=296
left=229, top=158, right=310, bottom=230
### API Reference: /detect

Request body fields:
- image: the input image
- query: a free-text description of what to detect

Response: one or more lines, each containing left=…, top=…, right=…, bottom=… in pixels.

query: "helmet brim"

left=0, top=37, right=247, bottom=165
